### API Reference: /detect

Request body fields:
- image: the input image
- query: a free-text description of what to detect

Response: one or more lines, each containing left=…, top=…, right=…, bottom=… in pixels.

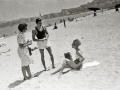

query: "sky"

left=0, top=0, right=93, bottom=21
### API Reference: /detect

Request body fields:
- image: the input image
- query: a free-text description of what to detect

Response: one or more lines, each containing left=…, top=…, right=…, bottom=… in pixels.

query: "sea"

left=0, top=11, right=94, bottom=38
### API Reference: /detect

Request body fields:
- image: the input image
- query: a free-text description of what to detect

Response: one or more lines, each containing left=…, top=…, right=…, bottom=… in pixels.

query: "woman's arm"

left=19, top=40, right=32, bottom=47
left=76, top=50, right=84, bottom=58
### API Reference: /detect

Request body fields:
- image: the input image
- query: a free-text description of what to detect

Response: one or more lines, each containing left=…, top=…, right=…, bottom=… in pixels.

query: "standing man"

left=63, top=19, right=66, bottom=27
left=32, top=18, right=55, bottom=70
left=115, top=7, right=119, bottom=13
left=94, top=10, right=97, bottom=17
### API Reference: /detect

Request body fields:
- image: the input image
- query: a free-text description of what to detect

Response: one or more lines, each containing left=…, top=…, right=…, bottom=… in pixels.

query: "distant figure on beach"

left=68, top=17, right=70, bottom=22
left=75, top=18, right=79, bottom=22
left=3, top=34, right=6, bottom=37
left=51, top=39, right=85, bottom=78
left=17, top=23, right=34, bottom=80
left=32, top=18, right=55, bottom=70
left=63, top=19, right=66, bottom=27
left=101, top=8, right=103, bottom=13
left=115, top=7, right=119, bottom=13
left=94, top=11, right=97, bottom=17
left=15, top=31, right=17, bottom=34
left=60, top=20, right=62, bottom=23
left=68, top=18, right=74, bottom=22
left=53, top=22, right=58, bottom=30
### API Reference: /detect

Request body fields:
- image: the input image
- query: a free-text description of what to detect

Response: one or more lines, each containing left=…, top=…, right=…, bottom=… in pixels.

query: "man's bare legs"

left=46, top=47, right=55, bottom=68
left=39, top=47, right=55, bottom=70
left=39, top=49, right=47, bottom=70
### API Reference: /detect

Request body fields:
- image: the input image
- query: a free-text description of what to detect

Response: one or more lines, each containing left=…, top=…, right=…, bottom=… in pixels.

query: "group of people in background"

left=17, top=18, right=85, bottom=80
left=53, top=19, right=66, bottom=30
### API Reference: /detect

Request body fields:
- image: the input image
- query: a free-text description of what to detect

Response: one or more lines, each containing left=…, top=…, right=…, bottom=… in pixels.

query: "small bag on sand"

left=74, top=58, right=84, bottom=70
left=74, top=59, right=80, bottom=64
left=74, top=58, right=85, bottom=64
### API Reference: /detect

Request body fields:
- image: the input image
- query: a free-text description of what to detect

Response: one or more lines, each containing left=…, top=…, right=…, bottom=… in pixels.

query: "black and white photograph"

left=0, top=0, right=120, bottom=90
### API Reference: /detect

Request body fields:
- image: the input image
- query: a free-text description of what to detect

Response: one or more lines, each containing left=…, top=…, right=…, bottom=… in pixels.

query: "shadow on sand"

left=33, top=70, right=45, bottom=77
left=8, top=61, right=100, bottom=88
left=8, top=79, right=25, bottom=88
left=8, top=70, right=45, bottom=88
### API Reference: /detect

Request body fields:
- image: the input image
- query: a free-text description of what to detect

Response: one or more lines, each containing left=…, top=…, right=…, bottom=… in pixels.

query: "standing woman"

left=32, top=18, right=55, bottom=70
left=17, top=23, right=33, bottom=80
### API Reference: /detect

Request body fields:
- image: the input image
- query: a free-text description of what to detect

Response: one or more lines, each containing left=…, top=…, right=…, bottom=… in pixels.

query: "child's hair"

left=73, top=39, right=81, bottom=47
left=64, top=52, right=71, bottom=59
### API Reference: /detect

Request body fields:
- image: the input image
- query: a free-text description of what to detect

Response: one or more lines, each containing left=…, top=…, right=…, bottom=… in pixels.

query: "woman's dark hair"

left=18, top=23, right=27, bottom=32
left=64, top=52, right=71, bottom=59
left=36, top=18, right=42, bottom=24
left=73, top=39, right=81, bottom=47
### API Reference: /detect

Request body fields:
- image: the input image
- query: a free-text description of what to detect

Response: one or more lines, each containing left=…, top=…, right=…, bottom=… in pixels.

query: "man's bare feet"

left=44, top=68, right=50, bottom=71
left=52, top=66, right=55, bottom=69
left=24, top=77, right=28, bottom=80
left=28, top=75, right=34, bottom=79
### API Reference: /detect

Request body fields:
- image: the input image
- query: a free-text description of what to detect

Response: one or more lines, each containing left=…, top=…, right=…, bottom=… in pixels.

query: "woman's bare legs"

left=51, top=59, right=72, bottom=78
left=59, top=58, right=85, bottom=72
left=58, top=62, right=71, bottom=78
left=65, top=59, right=77, bottom=69
left=26, top=65, right=33, bottom=78
left=52, top=58, right=84, bottom=75
left=59, top=60, right=69, bottom=73
left=22, top=66, right=27, bottom=80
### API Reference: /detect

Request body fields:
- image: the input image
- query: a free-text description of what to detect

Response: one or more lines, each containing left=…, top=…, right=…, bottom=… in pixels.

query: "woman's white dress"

left=17, top=32, right=33, bottom=66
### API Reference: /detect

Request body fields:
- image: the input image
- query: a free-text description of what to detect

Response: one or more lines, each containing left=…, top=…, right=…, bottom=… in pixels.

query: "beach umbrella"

left=88, top=7, right=100, bottom=11
left=88, top=7, right=100, bottom=17
left=115, top=4, right=120, bottom=8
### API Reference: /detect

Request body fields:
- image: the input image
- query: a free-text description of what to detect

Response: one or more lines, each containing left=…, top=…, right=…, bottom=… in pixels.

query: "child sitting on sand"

left=53, top=22, right=58, bottom=30
left=52, top=39, right=85, bottom=78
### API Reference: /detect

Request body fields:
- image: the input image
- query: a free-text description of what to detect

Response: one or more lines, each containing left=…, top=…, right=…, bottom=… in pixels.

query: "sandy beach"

left=0, top=9, right=120, bottom=90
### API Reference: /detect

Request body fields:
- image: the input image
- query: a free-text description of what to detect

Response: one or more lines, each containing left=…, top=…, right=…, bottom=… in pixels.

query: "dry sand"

left=0, top=9, right=120, bottom=90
